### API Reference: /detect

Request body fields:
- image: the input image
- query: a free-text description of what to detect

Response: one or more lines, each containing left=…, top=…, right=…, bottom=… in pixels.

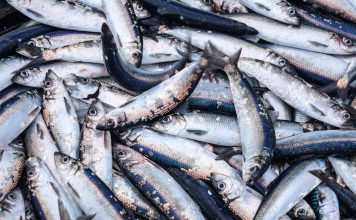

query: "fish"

left=0, top=90, right=42, bottom=149
left=6, top=0, right=106, bottom=32
left=80, top=99, right=112, bottom=188
left=12, top=62, right=108, bottom=88
left=102, top=0, right=142, bottom=67
left=328, top=155, right=356, bottom=194
left=0, top=139, right=25, bottom=201
left=42, top=70, right=81, bottom=159
left=0, top=56, right=31, bottom=92
left=54, top=152, right=130, bottom=219
left=212, top=0, right=248, bottom=13
left=263, top=91, right=292, bottom=121
left=26, top=157, right=82, bottom=220
left=0, top=85, right=30, bottom=106
left=176, top=0, right=214, bottom=11
left=311, top=183, right=340, bottom=220
left=0, top=188, right=25, bottom=220
left=113, top=144, right=205, bottom=220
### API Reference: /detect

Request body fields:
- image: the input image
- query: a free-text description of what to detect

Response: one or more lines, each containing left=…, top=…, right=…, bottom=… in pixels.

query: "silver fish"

left=176, top=0, right=214, bottom=11
left=12, top=62, right=108, bottom=88
left=6, top=0, right=106, bottom=32
left=26, top=157, right=82, bottom=220
left=0, top=139, right=25, bottom=201
left=228, top=14, right=356, bottom=55
left=212, top=0, right=248, bottom=13
left=0, top=85, right=30, bottom=106
left=80, top=99, right=112, bottom=188
left=132, top=0, right=151, bottom=19
left=42, top=70, right=80, bottom=159
left=237, top=0, right=299, bottom=24
left=313, top=183, right=340, bottom=220
left=0, top=90, right=42, bottom=149
left=113, top=144, right=205, bottom=220
left=54, top=152, right=129, bottom=220
left=263, top=91, right=292, bottom=121
left=0, top=56, right=31, bottom=92
left=328, top=155, right=356, bottom=194
left=0, top=188, right=25, bottom=220
left=69, top=0, right=103, bottom=10
left=307, top=0, right=356, bottom=23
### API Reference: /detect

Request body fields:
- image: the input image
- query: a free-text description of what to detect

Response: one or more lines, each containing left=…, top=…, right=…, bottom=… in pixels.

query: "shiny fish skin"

left=263, top=91, right=292, bottom=121
left=238, top=58, right=352, bottom=128
left=12, top=62, right=108, bottom=88
left=275, top=130, right=356, bottom=159
left=117, top=126, right=241, bottom=180
left=6, top=0, right=105, bottom=32
left=0, top=56, right=31, bottom=92
left=0, top=188, right=25, bottom=220
left=328, top=155, right=356, bottom=194
left=212, top=0, right=248, bottom=13
left=176, top=0, right=214, bottom=12
left=266, top=44, right=350, bottom=85
left=22, top=30, right=100, bottom=49
left=159, top=26, right=293, bottom=71
left=54, top=152, right=129, bottom=220
left=64, top=74, right=133, bottom=110
left=80, top=99, right=112, bottom=188
left=26, top=157, right=82, bottom=220
left=111, top=167, right=162, bottom=220
left=113, top=144, right=205, bottom=220
left=96, top=60, right=208, bottom=130
left=229, top=14, right=356, bottom=55
left=0, top=139, right=25, bottom=201
left=238, top=0, right=300, bottom=24
left=0, top=90, right=41, bottom=149
left=102, top=0, right=142, bottom=67
left=255, top=159, right=327, bottom=220
left=42, top=70, right=80, bottom=159
left=312, top=183, right=340, bottom=220
left=0, top=85, right=30, bottom=106
left=69, top=0, right=103, bottom=10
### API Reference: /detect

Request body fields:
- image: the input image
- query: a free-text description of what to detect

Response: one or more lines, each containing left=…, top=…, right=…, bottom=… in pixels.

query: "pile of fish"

left=0, top=0, right=356, bottom=219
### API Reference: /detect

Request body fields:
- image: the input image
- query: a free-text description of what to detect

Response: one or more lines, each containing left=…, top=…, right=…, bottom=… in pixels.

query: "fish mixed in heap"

left=0, top=0, right=356, bottom=219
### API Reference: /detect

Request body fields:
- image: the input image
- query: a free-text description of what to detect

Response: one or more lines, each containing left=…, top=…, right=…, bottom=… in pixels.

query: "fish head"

left=63, top=74, right=98, bottom=99
left=113, top=143, right=145, bottom=167
left=151, top=113, right=186, bottom=133
left=290, top=201, right=316, bottom=220
left=43, top=70, right=63, bottom=96
left=132, top=0, right=151, bottom=19
left=96, top=111, right=126, bottom=130
left=25, top=157, right=44, bottom=185
left=84, top=99, right=106, bottom=128
left=328, top=104, right=352, bottom=128
left=1, top=188, right=24, bottom=210
left=53, top=152, right=80, bottom=177
left=242, top=155, right=269, bottom=185
left=11, top=67, right=42, bottom=87
left=116, top=127, right=144, bottom=144
left=278, top=3, right=300, bottom=25
left=211, top=172, right=245, bottom=200
left=333, top=36, right=356, bottom=54
left=213, top=0, right=248, bottom=13
left=123, top=46, right=142, bottom=68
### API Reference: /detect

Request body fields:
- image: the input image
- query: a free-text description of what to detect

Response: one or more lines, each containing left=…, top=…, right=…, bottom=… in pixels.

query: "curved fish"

left=328, top=155, right=356, bottom=194
left=0, top=188, right=25, bottom=219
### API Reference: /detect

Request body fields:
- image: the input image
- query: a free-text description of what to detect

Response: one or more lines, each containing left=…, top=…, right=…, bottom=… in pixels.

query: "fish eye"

left=17, top=139, right=23, bottom=145
left=132, top=51, right=141, bottom=58
left=88, top=108, right=97, bottom=116
left=20, top=70, right=29, bottom=77
left=343, top=112, right=351, bottom=120
left=231, top=8, right=240, bottom=13
left=136, top=3, right=143, bottom=11
left=8, top=193, right=16, bottom=201
left=297, top=209, right=306, bottom=216
left=217, top=182, right=226, bottom=190
left=116, top=151, right=126, bottom=158
left=25, top=208, right=31, bottom=215
left=202, top=0, right=211, bottom=5
left=81, top=77, right=89, bottom=83
left=27, top=170, right=35, bottom=177
left=278, top=58, right=286, bottom=66
left=106, top=118, right=115, bottom=127
left=28, top=41, right=36, bottom=46
left=343, top=38, right=353, bottom=46
left=287, top=7, right=296, bottom=16
left=62, top=156, right=70, bottom=164
left=249, top=165, right=258, bottom=173
left=44, top=80, right=52, bottom=88
left=161, top=116, right=171, bottom=124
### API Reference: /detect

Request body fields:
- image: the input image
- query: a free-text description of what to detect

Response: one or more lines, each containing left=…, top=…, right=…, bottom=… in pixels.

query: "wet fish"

left=263, top=91, right=292, bottom=121
left=328, top=155, right=356, bottom=194
left=176, top=0, right=214, bottom=11
left=0, top=56, right=31, bottom=92
left=0, top=85, right=30, bottom=106
left=0, top=188, right=25, bottom=220
left=311, top=183, right=340, bottom=220
left=212, top=0, right=248, bottom=13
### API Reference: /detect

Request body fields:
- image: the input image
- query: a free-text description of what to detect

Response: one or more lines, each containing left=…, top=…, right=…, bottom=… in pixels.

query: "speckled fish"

left=275, top=130, right=356, bottom=159
left=0, top=188, right=25, bottom=220
left=113, top=144, right=205, bottom=220
left=0, top=139, right=25, bottom=201
left=54, top=152, right=130, bottom=220
left=42, top=70, right=80, bottom=159
left=6, top=0, right=106, bottom=32
left=255, top=159, right=327, bottom=220
left=0, top=56, right=31, bottom=92
left=80, top=99, right=112, bottom=188
left=0, top=90, right=41, bottom=149
left=212, top=0, right=248, bottom=13
left=299, top=0, right=356, bottom=23
left=328, top=155, right=356, bottom=194
left=102, top=0, right=142, bottom=67
left=238, top=58, right=352, bottom=128
left=211, top=172, right=264, bottom=220
left=117, top=126, right=241, bottom=180
left=111, top=167, right=162, bottom=219
left=159, top=26, right=293, bottom=71
left=228, top=14, right=356, bottom=55
left=96, top=58, right=208, bottom=130
left=210, top=47, right=275, bottom=184
left=12, top=62, right=108, bottom=88
left=21, top=30, right=100, bottom=49
left=237, top=0, right=300, bottom=24
left=26, top=157, right=82, bottom=220
left=63, top=74, right=133, bottom=110
left=265, top=44, right=350, bottom=85
left=0, top=85, right=30, bottom=106
left=311, top=183, right=340, bottom=220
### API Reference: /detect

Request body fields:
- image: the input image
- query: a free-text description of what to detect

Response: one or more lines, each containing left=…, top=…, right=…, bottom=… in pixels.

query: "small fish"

left=0, top=188, right=25, bottom=220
